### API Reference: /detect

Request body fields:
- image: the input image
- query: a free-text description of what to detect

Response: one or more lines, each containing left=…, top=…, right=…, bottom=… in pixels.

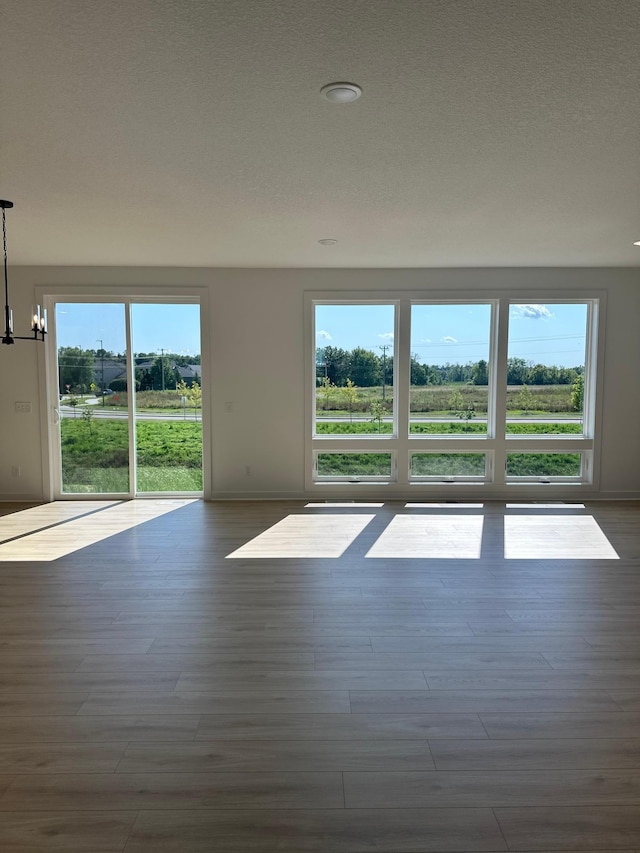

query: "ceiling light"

left=318, top=238, right=338, bottom=245
left=320, top=82, right=362, bottom=103
left=1, top=200, right=46, bottom=346
left=634, top=240, right=640, bottom=246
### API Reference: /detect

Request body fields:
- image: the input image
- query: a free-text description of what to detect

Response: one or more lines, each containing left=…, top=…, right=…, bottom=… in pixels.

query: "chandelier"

left=2, top=200, right=46, bottom=345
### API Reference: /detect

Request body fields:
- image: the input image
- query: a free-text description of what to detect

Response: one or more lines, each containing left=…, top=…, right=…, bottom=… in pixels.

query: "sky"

left=316, top=303, right=587, bottom=367
left=56, top=303, right=201, bottom=356
left=54, top=300, right=587, bottom=367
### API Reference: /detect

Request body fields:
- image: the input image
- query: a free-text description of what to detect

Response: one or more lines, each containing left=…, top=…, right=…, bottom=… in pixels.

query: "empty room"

left=1, top=1, right=640, bottom=851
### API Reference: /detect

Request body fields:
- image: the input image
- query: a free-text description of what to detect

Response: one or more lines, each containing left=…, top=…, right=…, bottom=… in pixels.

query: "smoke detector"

left=320, top=83, right=362, bottom=103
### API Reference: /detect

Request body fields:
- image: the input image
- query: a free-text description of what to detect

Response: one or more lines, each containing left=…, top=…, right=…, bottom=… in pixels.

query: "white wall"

left=1, top=266, right=638, bottom=501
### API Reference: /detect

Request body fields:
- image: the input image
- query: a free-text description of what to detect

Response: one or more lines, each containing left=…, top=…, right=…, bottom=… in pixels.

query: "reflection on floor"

left=0, top=500, right=197, bottom=561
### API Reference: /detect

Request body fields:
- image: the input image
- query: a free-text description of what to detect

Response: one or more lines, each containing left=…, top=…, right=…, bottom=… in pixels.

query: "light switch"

left=15, top=401, right=32, bottom=413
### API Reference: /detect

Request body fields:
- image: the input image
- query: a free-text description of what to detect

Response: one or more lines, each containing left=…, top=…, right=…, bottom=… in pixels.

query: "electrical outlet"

left=15, top=401, right=32, bottom=413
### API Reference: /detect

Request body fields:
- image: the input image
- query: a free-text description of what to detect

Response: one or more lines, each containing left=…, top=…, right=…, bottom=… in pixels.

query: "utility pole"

left=97, top=339, right=105, bottom=406
left=379, top=345, right=389, bottom=401
left=160, top=347, right=165, bottom=391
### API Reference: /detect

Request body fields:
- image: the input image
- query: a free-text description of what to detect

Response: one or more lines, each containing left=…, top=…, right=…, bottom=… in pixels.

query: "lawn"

left=316, top=451, right=581, bottom=478
left=61, top=419, right=203, bottom=493
left=316, top=421, right=582, bottom=435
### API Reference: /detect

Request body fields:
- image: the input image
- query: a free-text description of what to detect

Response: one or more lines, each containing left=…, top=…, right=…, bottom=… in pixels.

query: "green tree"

left=472, top=359, right=489, bottom=385
left=370, top=400, right=386, bottom=433
left=410, top=355, right=427, bottom=386
left=317, top=376, right=336, bottom=411
left=67, top=394, right=80, bottom=418
left=323, top=346, right=350, bottom=386
left=341, top=378, right=358, bottom=422
left=81, top=406, right=94, bottom=433
left=507, top=357, right=529, bottom=385
left=58, top=346, right=94, bottom=393
left=150, top=357, right=173, bottom=391
left=457, top=403, right=475, bottom=431
left=188, top=380, right=202, bottom=419
left=571, top=374, right=584, bottom=412
left=448, top=390, right=475, bottom=431
left=516, top=384, right=534, bottom=415
left=448, top=390, right=464, bottom=414
left=176, top=379, right=190, bottom=418
left=348, top=348, right=381, bottom=387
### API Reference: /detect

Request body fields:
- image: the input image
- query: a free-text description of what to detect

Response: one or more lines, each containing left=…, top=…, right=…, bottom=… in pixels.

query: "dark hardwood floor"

left=0, top=498, right=639, bottom=851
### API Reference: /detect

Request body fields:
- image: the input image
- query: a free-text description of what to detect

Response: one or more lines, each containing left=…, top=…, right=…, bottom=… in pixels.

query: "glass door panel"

left=56, top=303, right=130, bottom=494
left=130, top=303, right=203, bottom=493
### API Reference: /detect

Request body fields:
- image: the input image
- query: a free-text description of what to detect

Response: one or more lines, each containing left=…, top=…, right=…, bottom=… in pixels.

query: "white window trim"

left=305, top=289, right=605, bottom=498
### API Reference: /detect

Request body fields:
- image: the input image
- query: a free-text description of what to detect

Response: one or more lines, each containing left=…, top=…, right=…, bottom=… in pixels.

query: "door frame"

left=37, top=285, right=211, bottom=501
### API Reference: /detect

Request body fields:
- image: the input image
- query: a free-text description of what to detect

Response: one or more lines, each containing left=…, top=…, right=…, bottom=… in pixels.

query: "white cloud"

left=420, top=338, right=432, bottom=343
left=316, top=330, right=332, bottom=341
left=512, top=304, right=554, bottom=320
left=378, top=332, right=394, bottom=340
left=441, top=336, right=458, bottom=343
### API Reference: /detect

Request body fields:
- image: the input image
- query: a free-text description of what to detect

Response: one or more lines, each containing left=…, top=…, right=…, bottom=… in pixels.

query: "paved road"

left=61, top=406, right=201, bottom=421
left=61, top=406, right=580, bottom=425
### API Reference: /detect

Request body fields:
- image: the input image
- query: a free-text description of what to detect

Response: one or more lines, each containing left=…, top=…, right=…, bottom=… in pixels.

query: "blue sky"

left=56, top=303, right=201, bottom=356
left=316, top=303, right=587, bottom=367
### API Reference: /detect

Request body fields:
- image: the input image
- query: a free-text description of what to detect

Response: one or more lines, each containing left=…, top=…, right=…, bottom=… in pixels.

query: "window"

left=315, top=304, right=395, bottom=436
left=410, top=304, right=492, bottom=436
left=316, top=452, right=394, bottom=481
left=308, top=294, right=600, bottom=493
left=506, top=304, right=588, bottom=437
left=410, top=453, right=487, bottom=481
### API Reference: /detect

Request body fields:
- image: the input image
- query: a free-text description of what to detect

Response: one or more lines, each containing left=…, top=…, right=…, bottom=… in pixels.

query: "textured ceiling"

left=1, top=0, right=639, bottom=267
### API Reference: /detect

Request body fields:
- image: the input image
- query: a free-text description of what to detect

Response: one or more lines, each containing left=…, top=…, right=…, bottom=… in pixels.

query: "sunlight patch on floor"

left=226, top=514, right=376, bottom=559
left=504, top=515, right=619, bottom=559
left=305, top=503, right=384, bottom=508
left=405, top=503, right=484, bottom=509
left=0, top=500, right=197, bottom=562
left=506, top=503, right=586, bottom=509
left=0, top=501, right=119, bottom=544
left=366, top=515, right=484, bottom=559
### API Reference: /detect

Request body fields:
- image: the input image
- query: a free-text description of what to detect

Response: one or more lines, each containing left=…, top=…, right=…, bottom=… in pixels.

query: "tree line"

left=317, top=347, right=583, bottom=387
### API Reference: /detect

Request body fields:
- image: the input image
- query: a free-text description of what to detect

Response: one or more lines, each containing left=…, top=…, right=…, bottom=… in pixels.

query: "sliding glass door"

left=51, top=299, right=202, bottom=498
left=131, top=303, right=203, bottom=493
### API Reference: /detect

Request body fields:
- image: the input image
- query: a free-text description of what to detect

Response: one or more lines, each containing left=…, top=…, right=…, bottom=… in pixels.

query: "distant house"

left=131, top=360, right=202, bottom=390
left=175, top=364, right=201, bottom=386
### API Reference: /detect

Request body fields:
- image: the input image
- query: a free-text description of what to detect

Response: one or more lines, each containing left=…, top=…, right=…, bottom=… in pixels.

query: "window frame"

left=305, top=290, right=604, bottom=497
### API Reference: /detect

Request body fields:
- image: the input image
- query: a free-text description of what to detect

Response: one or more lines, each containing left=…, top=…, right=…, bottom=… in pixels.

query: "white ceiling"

left=1, top=0, right=639, bottom=267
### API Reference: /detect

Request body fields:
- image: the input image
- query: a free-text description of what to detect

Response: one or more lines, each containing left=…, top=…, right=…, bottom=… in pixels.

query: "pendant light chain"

left=2, top=205, right=8, bottom=307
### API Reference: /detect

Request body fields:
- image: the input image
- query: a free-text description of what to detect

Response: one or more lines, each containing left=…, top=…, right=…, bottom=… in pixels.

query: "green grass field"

left=317, top=451, right=582, bottom=478
left=60, top=419, right=203, bottom=493
left=316, top=421, right=582, bottom=435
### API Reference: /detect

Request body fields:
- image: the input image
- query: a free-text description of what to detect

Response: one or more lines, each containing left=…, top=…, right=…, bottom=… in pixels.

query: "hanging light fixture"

left=2, top=200, right=46, bottom=346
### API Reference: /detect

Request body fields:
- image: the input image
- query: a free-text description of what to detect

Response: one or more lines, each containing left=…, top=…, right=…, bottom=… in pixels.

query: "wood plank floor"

left=0, top=499, right=640, bottom=851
